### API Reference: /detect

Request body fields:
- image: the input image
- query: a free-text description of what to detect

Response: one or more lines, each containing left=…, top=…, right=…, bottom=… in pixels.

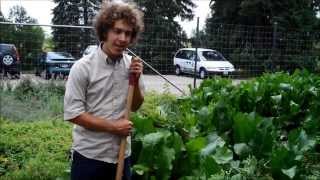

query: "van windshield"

left=202, top=51, right=226, bottom=61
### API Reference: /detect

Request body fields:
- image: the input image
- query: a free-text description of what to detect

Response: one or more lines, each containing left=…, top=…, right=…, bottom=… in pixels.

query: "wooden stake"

left=115, top=75, right=135, bottom=180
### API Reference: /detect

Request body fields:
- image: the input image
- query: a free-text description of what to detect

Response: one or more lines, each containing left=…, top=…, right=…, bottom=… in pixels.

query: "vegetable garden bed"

left=0, top=71, right=319, bottom=179
left=131, top=70, right=320, bottom=179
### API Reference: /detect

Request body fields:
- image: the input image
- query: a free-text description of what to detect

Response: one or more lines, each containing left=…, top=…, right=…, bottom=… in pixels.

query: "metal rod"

left=126, top=48, right=186, bottom=95
left=194, top=17, right=200, bottom=88
left=0, top=21, right=93, bottom=29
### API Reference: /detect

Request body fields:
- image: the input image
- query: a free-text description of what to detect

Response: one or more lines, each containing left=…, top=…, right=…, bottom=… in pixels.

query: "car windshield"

left=47, top=52, right=75, bottom=60
left=202, top=51, right=226, bottom=61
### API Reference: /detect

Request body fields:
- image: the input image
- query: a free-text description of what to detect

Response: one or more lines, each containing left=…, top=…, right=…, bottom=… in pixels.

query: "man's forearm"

left=70, top=112, right=115, bottom=133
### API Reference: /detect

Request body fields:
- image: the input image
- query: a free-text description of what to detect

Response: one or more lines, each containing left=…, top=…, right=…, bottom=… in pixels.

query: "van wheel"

left=199, top=69, right=207, bottom=79
left=175, top=66, right=181, bottom=75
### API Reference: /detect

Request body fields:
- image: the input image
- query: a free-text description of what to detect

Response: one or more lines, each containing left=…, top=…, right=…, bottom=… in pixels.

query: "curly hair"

left=94, top=2, right=144, bottom=44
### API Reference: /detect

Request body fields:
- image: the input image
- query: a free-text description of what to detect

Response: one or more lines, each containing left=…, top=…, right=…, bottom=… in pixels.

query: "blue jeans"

left=71, top=151, right=131, bottom=180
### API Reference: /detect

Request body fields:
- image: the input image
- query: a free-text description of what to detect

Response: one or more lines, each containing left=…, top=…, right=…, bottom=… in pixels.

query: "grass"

left=0, top=79, right=64, bottom=121
left=0, top=119, right=72, bottom=180
left=0, top=79, right=73, bottom=179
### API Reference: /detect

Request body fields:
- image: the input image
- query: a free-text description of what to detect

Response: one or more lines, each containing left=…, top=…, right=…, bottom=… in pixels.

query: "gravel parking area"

left=1, top=74, right=244, bottom=96
left=143, top=75, right=202, bottom=95
left=144, top=75, right=244, bottom=95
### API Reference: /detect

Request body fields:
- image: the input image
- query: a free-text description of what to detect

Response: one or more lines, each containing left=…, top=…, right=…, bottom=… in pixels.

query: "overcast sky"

left=1, top=0, right=210, bottom=37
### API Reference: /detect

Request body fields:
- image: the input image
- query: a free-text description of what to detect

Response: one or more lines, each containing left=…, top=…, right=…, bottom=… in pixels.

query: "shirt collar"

left=98, top=43, right=122, bottom=65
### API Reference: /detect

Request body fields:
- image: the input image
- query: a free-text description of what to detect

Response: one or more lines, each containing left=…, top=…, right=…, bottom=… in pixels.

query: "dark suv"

left=35, top=51, right=76, bottom=79
left=0, top=43, right=20, bottom=79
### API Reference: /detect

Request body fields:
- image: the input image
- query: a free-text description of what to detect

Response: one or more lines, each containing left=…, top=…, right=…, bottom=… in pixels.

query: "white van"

left=173, top=48, right=235, bottom=79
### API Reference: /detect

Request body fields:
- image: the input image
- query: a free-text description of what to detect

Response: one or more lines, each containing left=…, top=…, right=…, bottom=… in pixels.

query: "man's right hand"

left=69, top=113, right=134, bottom=136
left=111, top=117, right=133, bottom=136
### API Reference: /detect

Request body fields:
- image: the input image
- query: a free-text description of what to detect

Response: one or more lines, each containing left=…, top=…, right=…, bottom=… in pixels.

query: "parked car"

left=0, top=43, right=20, bottom=79
left=173, top=48, right=235, bottom=79
left=82, top=45, right=98, bottom=57
left=35, top=52, right=76, bottom=79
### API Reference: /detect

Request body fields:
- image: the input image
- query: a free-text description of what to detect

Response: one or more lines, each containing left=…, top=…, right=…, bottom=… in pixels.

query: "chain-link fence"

left=1, top=20, right=320, bottom=180
left=200, top=22, right=320, bottom=77
left=0, top=20, right=319, bottom=79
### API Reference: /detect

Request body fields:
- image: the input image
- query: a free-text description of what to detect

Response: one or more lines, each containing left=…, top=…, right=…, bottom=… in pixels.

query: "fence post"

left=270, top=21, right=278, bottom=72
left=193, top=17, right=199, bottom=89
left=272, top=21, right=278, bottom=52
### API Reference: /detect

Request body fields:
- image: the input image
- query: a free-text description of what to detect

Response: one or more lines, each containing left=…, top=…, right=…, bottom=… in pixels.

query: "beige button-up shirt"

left=64, top=45, right=145, bottom=163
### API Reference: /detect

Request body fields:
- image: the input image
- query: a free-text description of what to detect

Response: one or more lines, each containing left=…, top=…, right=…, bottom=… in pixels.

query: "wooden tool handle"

left=115, top=77, right=135, bottom=180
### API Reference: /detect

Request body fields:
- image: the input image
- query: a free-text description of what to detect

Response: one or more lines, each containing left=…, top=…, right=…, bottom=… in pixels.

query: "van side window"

left=185, top=50, right=195, bottom=60
left=175, top=50, right=186, bottom=59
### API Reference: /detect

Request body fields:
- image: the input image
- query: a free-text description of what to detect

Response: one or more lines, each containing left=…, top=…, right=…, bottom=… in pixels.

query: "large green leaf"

left=137, top=131, right=170, bottom=166
left=233, top=143, right=251, bottom=158
left=270, top=146, right=296, bottom=178
left=233, top=112, right=261, bottom=143
left=169, top=132, right=185, bottom=157
left=211, top=100, right=234, bottom=133
left=252, top=118, right=275, bottom=158
left=155, top=146, right=175, bottom=179
left=212, top=146, right=233, bottom=164
left=201, top=133, right=225, bottom=156
left=142, top=131, right=169, bottom=148
left=196, top=106, right=213, bottom=131
left=288, top=129, right=316, bottom=154
left=186, top=137, right=207, bottom=154
left=200, top=155, right=221, bottom=177
left=281, top=166, right=297, bottom=179
left=132, top=164, right=150, bottom=176
left=132, top=114, right=156, bottom=139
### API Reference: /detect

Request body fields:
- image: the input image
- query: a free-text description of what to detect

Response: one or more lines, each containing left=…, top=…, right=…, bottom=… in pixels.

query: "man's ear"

left=103, top=34, right=108, bottom=42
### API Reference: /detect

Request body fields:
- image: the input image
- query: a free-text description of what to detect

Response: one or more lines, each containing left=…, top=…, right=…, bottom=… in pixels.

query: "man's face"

left=103, top=20, right=133, bottom=59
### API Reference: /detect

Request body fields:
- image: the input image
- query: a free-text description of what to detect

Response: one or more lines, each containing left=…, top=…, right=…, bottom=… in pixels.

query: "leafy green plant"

left=132, top=71, right=320, bottom=179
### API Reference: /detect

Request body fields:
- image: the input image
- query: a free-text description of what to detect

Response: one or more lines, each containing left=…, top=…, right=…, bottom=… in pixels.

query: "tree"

left=81, top=0, right=100, bottom=47
left=132, top=0, right=196, bottom=73
left=8, top=5, right=37, bottom=24
left=1, top=6, right=45, bottom=71
left=52, top=0, right=100, bottom=58
left=0, top=12, right=16, bottom=43
left=200, top=0, right=320, bottom=75
left=0, top=11, right=5, bottom=21
left=52, top=0, right=82, bottom=57
left=207, top=0, right=320, bottom=28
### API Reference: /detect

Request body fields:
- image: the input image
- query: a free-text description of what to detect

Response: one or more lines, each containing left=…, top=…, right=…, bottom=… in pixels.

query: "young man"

left=64, top=2, right=144, bottom=180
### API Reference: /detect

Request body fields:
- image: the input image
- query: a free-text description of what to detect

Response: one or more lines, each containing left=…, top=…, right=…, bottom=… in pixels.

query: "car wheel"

left=199, top=68, right=207, bottom=79
left=175, top=66, right=181, bottom=75
left=2, top=55, right=14, bottom=66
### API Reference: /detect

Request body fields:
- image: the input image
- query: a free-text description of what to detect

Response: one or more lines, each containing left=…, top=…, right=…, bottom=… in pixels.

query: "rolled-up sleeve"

left=64, top=62, right=88, bottom=121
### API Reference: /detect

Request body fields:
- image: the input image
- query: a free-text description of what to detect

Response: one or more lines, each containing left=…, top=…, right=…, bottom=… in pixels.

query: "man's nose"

left=119, top=32, right=128, bottom=42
